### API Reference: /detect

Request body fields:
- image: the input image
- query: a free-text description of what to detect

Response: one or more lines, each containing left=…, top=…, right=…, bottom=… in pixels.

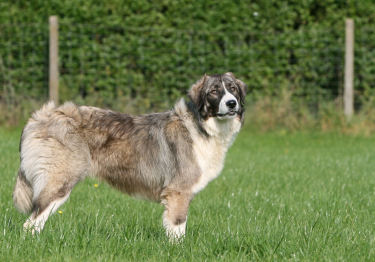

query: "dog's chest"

left=191, top=118, right=241, bottom=194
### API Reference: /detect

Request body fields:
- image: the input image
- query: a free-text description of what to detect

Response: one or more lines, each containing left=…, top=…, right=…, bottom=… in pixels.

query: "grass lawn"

left=1, top=126, right=375, bottom=261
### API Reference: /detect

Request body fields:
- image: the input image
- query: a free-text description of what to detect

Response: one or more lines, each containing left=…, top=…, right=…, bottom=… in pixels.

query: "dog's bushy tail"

left=12, top=102, right=56, bottom=215
left=13, top=170, right=33, bottom=214
left=14, top=101, right=83, bottom=215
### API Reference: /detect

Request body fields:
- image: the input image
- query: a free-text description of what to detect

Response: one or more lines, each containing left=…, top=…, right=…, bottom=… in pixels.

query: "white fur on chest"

left=191, top=117, right=242, bottom=194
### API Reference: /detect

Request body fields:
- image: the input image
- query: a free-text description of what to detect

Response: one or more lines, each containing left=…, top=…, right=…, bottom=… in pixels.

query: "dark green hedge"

left=2, top=0, right=375, bottom=31
left=1, top=1, right=375, bottom=110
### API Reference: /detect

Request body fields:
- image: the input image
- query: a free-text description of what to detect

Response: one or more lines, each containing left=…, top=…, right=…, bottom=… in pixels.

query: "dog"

left=12, top=72, right=247, bottom=239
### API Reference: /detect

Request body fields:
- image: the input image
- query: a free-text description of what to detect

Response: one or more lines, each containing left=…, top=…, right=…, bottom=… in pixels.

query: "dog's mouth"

left=217, top=111, right=238, bottom=118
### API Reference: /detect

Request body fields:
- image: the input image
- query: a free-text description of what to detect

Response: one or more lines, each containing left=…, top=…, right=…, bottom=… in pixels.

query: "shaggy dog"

left=13, top=72, right=247, bottom=239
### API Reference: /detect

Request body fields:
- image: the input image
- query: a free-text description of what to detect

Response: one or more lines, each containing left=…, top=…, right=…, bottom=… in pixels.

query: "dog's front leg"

left=161, top=189, right=192, bottom=241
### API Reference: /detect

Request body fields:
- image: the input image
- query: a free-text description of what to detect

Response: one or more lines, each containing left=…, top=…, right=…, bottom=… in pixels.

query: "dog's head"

left=188, top=72, right=247, bottom=120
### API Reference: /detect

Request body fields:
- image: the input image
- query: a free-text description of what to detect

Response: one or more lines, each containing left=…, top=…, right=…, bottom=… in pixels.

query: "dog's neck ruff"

left=174, top=99, right=242, bottom=195
left=201, top=117, right=241, bottom=144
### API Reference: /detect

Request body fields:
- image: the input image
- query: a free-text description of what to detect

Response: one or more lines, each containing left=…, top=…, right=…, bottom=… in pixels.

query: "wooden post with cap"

left=49, top=15, right=59, bottom=105
left=344, top=18, right=354, bottom=118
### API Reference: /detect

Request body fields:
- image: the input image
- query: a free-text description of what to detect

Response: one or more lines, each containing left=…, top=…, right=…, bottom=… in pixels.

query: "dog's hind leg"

left=24, top=193, right=70, bottom=234
left=161, top=189, right=192, bottom=241
left=23, top=175, right=82, bottom=234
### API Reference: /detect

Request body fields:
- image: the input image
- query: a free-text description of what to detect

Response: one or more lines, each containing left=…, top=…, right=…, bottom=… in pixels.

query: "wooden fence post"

left=49, top=16, right=59, bottom=105
left=344, top=18, right=354, bottom=118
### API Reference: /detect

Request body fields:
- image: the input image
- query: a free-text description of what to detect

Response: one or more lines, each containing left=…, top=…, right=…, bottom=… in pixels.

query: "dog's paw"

left=23, top=219, right=41, bottom=235
left=166, top=223, right=186, bottom=243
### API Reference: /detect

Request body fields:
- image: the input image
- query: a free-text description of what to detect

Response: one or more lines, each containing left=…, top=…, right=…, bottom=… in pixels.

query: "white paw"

left=23, top=219, right=42, bottom=234
left=166, top=222, right=186, bottom=242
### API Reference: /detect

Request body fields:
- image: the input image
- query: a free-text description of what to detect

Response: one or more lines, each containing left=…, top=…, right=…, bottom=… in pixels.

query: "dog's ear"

left=188, top=74, right=207, bottom=109
left=236, top=78, right=247, bottom=106
left=225, top=72, right=247, bottom=106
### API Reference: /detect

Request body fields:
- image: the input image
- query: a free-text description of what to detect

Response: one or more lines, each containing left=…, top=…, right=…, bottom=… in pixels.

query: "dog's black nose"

left=226, top=100, right=237, bottom=109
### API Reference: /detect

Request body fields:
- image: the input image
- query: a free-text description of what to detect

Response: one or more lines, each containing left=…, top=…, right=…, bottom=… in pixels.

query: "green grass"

left=1, top=127, right=375, bottom=261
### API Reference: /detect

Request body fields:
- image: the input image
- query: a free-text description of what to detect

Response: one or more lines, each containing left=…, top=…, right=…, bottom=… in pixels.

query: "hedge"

left=1, top=1, right=375, bottom=111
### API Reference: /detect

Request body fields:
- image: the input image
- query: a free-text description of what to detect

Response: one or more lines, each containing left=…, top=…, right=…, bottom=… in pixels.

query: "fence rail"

left=0, top=18, right=374, bottom=114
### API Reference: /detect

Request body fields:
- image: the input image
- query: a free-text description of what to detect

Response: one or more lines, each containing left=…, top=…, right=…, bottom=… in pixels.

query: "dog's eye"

left=211, top=90, right=218, bottom=94
left=230, top=86, right=236, bottom=92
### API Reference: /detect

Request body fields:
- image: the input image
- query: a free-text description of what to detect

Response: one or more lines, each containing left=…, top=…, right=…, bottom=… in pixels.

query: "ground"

left=1, top=126, right=375, bottom=261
